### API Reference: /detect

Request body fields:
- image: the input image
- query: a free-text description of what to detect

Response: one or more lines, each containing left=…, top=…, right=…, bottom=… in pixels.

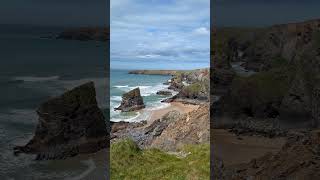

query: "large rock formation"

left=14, top=82, right=108, bottom=160
left=213, top=19, right=320, bottom=127
left=150, top=104, right=210, bottom=151
left=115, top=88, right=145, bottom=112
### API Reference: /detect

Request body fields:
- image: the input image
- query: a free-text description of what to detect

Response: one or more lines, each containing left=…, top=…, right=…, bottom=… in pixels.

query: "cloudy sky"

left=214, top=0, right=320, bottom=27
left=110, top=0, right=210, bottom=70
left=0, top=0, right=108, bottom=27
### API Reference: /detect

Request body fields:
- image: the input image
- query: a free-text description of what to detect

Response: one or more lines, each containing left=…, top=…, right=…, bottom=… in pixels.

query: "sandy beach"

left=146, top=102, right=199, bottom=124
left=212, top=129, right=286, bottom=166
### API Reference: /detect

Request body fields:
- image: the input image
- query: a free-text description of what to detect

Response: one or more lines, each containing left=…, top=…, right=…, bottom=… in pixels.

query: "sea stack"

left=115, top=88, right=145, bottom=112
left=14, top=82, right=108, bottom=160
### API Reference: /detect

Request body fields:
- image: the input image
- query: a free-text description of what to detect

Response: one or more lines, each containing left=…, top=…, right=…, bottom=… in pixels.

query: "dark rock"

left=13, top=82, right=108, bottom=160
left=144, top=111, right=180, bottom=137
left=228, top=118, right=287, bottom=138
left=56, top=27, right=109, bottom=41
left=156, top=90, right=172, bottom=96
left=115, top=88, right=145, bottom=112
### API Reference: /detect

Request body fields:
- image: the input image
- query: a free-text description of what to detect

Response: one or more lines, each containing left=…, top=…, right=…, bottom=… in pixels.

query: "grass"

left=110, top=139, right=210, bottom=180
left=184, top=83, right=202, bottom=95
left=230, top=59, right=295, bottom=111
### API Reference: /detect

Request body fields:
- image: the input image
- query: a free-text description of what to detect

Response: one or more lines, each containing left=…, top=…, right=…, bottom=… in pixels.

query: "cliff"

left=213, top=19, right=320, bottom=128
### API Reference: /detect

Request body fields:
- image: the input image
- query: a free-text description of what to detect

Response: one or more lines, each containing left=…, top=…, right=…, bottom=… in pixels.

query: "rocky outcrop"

left=115, top=88, right=145, bottom=112
left=156, top=90, right=172, bottom=96
left=57, top=27, right=109, bottom=41
left=13, top=82, right=108, bottom=160
left=110, top=111, right=180, bottom=148
left=228, top=118, right=287, bottom=138
left=111, top=104, right=210, bottom=151
left=164, top=69, right=210, bottom=104
left=150, top=104, right=210, bottom=151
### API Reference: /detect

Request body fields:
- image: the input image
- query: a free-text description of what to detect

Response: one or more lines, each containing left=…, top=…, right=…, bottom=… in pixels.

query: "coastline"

left=111, top=68, right=208, bottom=123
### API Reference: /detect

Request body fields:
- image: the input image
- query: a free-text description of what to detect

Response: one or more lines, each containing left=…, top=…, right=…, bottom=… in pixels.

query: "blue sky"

left=110, top=0, right=210, bottom=70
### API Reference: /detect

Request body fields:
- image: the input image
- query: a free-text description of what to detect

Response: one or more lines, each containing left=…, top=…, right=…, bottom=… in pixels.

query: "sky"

left=214, top=0, right=320, bottom=27
left=110, top=0, right=210, bottom=70
left=0, top=0, right=108, bottom=27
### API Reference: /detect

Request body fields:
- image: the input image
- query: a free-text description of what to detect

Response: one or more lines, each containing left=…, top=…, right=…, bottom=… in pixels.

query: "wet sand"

left=213, top=129, right=286, bottom=166
left=146, top=102, right=199, bottom=124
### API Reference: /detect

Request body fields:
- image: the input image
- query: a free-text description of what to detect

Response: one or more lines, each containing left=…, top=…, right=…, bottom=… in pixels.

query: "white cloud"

left=193, top=27, right=210, bottom=35
left=110, top=0, right=210, bottom=67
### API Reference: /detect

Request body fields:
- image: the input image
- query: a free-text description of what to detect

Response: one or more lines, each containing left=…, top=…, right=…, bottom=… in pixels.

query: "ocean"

left=110, top=69, right=174, bottom=122
left=0, top=25, right=108, bottom=180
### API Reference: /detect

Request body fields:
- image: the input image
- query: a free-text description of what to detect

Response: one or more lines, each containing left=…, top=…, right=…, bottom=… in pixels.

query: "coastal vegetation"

left=110, top=139, right=210, bottom=180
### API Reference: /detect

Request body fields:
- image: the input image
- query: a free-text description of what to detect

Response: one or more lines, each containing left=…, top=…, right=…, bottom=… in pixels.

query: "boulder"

left=13, top=82, right=108, bottom=160
left=115, top=88, right=145, bottom=112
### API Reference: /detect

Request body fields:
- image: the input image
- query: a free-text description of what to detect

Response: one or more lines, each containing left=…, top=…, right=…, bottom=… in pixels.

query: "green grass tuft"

left=111, top=139, right=210, bottom=180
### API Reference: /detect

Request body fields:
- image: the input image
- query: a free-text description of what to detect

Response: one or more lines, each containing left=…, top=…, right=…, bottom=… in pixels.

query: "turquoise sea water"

left=0, top=26, right=108, bottom=180
left=110, top=69, right=174, bottom=122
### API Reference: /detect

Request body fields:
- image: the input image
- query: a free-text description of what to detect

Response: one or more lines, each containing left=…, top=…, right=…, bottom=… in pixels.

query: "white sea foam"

left=147, top=102, right=171, bottom=111
left=13, top=76, right=60, bottom=82
left=111, top=111, right=141, bottom=122
left=113, top=85, right=129, bottom=88
left=110, top=96, right=122, bottom=102
left=111, top=82, right=175, bottom=122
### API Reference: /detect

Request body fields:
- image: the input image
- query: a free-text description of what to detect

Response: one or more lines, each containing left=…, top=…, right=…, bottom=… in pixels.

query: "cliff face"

left=14, top=82, right=108, bottom=160
left=56, top=27, right=109, bottom=41
left=151, top=104, right=210, bottom=151
left=164, top=68, right=210, bottom=104
left=213, top=19, right=320, bottom=127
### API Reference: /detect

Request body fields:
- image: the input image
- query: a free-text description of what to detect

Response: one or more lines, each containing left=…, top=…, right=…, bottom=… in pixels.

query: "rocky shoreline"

left=111, top=68, right=210, bottom=150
